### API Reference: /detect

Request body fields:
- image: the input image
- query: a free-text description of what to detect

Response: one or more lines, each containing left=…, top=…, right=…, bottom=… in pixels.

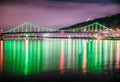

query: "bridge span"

left=0, top=21, right=120, bottom=40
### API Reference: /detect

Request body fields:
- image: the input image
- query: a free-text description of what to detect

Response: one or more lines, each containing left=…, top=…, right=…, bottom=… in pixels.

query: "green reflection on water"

left=1, top=39, right=120, bottom=76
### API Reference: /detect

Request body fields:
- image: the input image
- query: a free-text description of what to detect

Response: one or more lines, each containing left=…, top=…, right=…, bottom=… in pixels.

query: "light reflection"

left=67, top=38, right=72, bottom=69
left=72, top=39, right=75, bottom=69
left=12, top=41, right=15, bottom=74
left=82, top=40, right=87, bottom=73
left=2, top=39, right=120, bottom=76
left=0, top=40, right=3, bottom=74
left=95, top=40, right=98, bottom=72
left=24, top=39, right=29, bottom=75
left=37, top=40, right=40, bottom=72
left=60, top=40, right=64, bottom=73
left=110, top=40, right=113, bottom=70
left=99, top=40, right=102, bottom=72
left=104, top=40, right=108, bottom=70
left=116, top=40, right=120, bottom=69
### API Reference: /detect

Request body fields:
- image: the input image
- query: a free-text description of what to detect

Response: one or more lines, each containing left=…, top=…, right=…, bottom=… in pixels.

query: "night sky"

left=0, top=0, right=120, bottom=30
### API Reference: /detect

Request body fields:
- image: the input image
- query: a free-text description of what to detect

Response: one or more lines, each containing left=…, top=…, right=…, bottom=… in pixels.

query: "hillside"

left=60, top=13, right=120, bottom=30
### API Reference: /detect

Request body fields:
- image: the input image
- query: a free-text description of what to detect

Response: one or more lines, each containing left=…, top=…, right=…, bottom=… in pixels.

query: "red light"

left=60, top=31, right=64, bottom=35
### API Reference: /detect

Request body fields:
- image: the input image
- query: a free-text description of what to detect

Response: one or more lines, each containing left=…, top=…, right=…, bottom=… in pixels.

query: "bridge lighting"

left=25, top=33, right=29, bottom=38
left=95, top=34, right=103, bottom=40
left=95, top=29, right=97, bottom=32
left=43, top=34, right=50, bottom=37
left=94, top=34, right=98, bottom=37
left=25, top=38, right=29, bottom=40
left=116, top=28, right=120, bottom=33
left=96, top=36, right=103, bottom=40
left=84, top=28, right=86, bottom=32
left=60, top=31, right=64, bottom=34
left=72, top=29, right=75, bottom=32
left=68, top=35, right=71, bottom=38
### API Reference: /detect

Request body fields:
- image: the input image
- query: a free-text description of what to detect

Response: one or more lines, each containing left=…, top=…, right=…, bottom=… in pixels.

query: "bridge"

left=0, top=21, right=119, bottom=40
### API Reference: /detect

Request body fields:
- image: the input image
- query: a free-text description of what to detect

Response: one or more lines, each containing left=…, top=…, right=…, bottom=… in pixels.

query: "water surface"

left=0, top=39, right=120, bottom=78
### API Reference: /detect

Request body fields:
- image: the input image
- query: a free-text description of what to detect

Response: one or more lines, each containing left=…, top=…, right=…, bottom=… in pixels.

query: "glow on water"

left=0, top=40, right=3, bottom=74
left=82, top=40, right=87, bottom=73
left=116, top=40, right=120, bottom=69
left=25, top=39, right=29, bottom=75
left=0, top=39, right=120, bottom=76
left=60, top=40, right=64, bottom=73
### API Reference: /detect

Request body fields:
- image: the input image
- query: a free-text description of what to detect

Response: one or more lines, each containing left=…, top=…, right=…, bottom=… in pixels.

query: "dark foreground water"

left=0, top=39, right=120, bottom=81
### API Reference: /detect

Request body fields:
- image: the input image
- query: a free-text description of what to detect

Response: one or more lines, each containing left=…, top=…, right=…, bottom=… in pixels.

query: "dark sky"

left=0, top=0, right=120, bottom=30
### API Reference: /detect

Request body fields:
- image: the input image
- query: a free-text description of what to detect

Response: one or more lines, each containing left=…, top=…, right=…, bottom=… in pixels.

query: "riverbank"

left=1, top=36, right=120, bottom=40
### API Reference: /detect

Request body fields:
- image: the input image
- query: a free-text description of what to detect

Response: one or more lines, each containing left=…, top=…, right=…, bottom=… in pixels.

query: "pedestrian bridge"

left=0, top=21, right=119, bottom=40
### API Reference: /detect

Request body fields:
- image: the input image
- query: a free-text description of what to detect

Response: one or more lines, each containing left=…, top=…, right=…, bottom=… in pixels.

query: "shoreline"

left=1, top=37, right=120, bottom=40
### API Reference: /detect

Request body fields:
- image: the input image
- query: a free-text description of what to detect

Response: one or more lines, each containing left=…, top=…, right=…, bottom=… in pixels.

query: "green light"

left=25, top=34, right=28, bottom=38
left=72, top=39, right=75, bottom=69
left=37, top=40, right=40, bottom=72
left=78, top=39, right=83, bottom=70
left=94, top=40, right=98, bottom=72
left=2, top=39, right=118, bottom=76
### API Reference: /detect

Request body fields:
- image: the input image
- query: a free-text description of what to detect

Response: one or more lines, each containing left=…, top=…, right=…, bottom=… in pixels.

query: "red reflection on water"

left=0, top=40, right=3, bottom=74
left=116, top=41, right=120, bottom=69
left=60, top=40, right=64, bottom=74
